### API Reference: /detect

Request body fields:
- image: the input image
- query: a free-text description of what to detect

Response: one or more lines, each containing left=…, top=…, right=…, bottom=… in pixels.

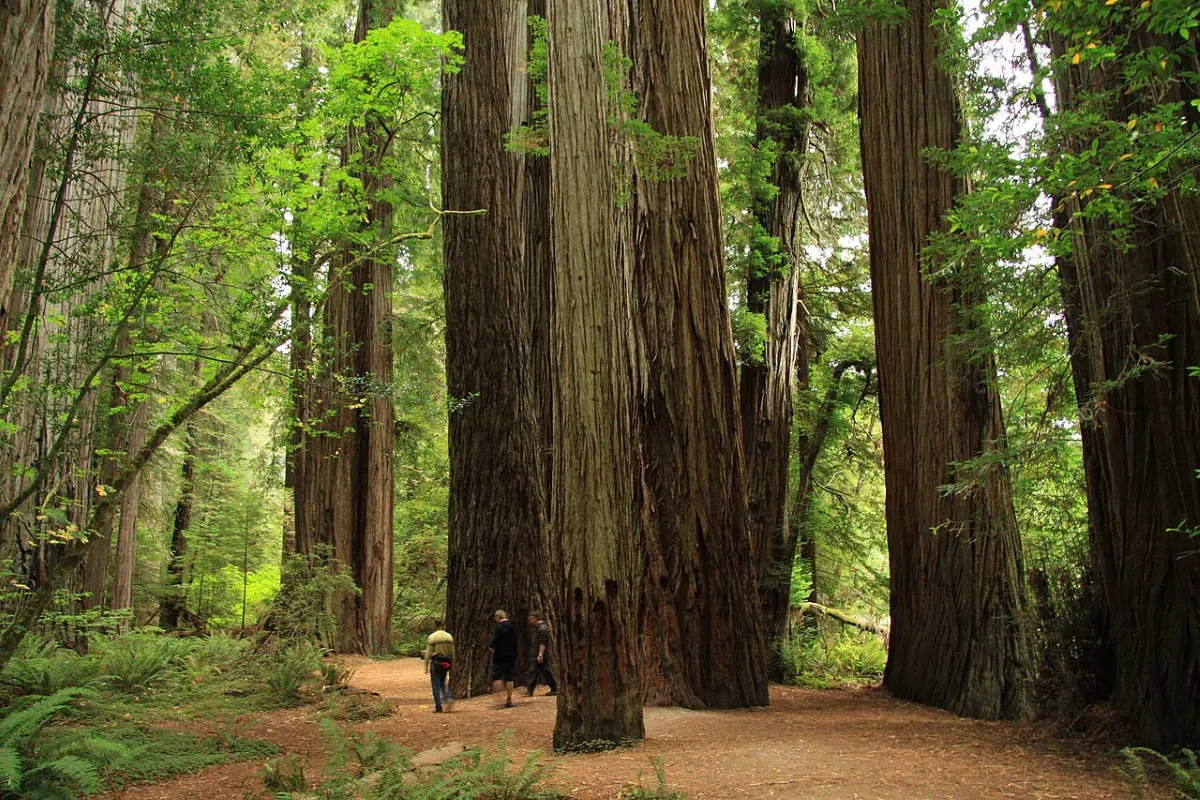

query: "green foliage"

left=1120, top=747, right=1200, bottom=799
left=617, top=758, right=687, bottom=800
left=268, top=547, right=360, bottom=647
left=90, top=630, right=190, bottom=694
left=0, top=688, right=125, bottom=800
left=263, top=754, right=308, bottom=792
left=95, top=725, right=277, bottom=789
left=506, top=16, right=550, bottom=156
left=263, top=640, right=325, bottom=703
left=779, top=625, right=888, bottom=688
left=293, top=725, right=566, bottom=799
left=320, top=658, right=358, bottom=692
left=0, top=637, right=105, bottom=697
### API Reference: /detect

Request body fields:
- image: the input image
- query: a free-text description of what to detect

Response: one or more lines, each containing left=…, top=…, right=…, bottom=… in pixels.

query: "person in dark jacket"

left=488, top=609, right=519, bottom=707
left=524, top=610, right=557, bottom=697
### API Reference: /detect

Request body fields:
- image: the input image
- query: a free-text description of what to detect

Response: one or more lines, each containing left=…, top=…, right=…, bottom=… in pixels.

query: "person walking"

left=525, top=610, right=557, bottom=697
left=488, top=609, right=519, bottom=708
left=424, top=618, right=455, bottom=713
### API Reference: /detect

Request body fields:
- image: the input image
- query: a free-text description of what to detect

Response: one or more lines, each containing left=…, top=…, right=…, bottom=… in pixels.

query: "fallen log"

left=793, top=602, right=889, bottom=639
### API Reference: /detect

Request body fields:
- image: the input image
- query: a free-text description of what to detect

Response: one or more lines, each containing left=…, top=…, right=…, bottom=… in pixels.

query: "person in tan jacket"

left=424, top=618, right=455, bottom=712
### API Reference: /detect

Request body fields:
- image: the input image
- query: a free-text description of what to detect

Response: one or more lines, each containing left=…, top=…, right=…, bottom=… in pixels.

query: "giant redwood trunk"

left=441, top=0, right=550, bottom=696
left=297, top=0, right=395, bottom=655
left=547, top=0, right=645, bottom=750
left=0, top=0, right=55, bottom=334
left=1050, top=31, right=1200, bottom=748
left=857, top=0, right=1034, bottom=719
left=630, top=0, right=768, bottom=710
left=737, top=4, right=809, bottom=680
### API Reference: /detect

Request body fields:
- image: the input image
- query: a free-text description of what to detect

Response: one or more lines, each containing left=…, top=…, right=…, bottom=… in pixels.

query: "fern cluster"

left=0, top=687, right=126, bottom=799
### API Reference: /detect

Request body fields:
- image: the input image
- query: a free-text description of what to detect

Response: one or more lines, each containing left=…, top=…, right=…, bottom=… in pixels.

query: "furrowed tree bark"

left=0, top=0, right=55, bottom=332
left=442, top=0, right=550, bottom=696
left=738, top=2, right=810, bottom=682
left=548, top=0, right=645, bottom=749
left=160, top=415, right=199, bottom=631
left=631, top=0, right=768, bottom=709
left=297, top=0, right=397, bottom=655
left=857, top=0, right=1034, bottom=719
left=1049, top=27, right=1200, bottom=748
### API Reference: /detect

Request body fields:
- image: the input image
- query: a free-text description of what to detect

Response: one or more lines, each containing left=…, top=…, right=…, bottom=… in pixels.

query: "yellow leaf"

left=1120, top=153, right=1134, bottom=159
left=1127, top=118, right=1138, bottom=129
left=96, top=484, right=107, bottom=497
left=1086, top=42, right=1098, bottom=48
left=1034, top=228, right=1050, bottom=239
left=1099, top=183, right=1113, bottom=189
left=1072, top=51, right=1082, bottom=64
left=1148, top=177, right=1159, bottom=187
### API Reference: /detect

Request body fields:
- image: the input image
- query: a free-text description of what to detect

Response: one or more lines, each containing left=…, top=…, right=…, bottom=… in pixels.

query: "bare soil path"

left=103, top=656, right=1136, bottom=799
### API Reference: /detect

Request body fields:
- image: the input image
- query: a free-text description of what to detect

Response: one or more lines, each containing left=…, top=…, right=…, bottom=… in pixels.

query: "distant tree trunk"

left=547, top=0, right=645, bottom=750
left=160, top=416, right=199, bottom=631
left=442, top=0, right=550, bottom=696
left=285, top=43, right=317, bottom=560
left=857, top=0, right=1034, bottom=719
left=109, top=400, right=147, bottom=611
left=631, top=0, right=768, bottom=709
left=1050, top=30, right=1200, bottom=748
left=0, top=0, right=55, bottom=333
left=738, top=3, right=810, bottom=682
left=298, top=0, right=396, bottom=655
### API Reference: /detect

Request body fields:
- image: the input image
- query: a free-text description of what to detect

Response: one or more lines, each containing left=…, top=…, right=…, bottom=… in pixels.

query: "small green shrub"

left=92, top=631, right=190, bottom=694
left=320, top=658, right=357, bottom=692
left=264, top=640, right=324, bottom=703
left=617, top=758, right=687, bottom=799
left=181, top=632, right=252, bottom=678
left=261, top=754, right=307, bottom=792
left=290, top=725, right=565, bottom=799
left=1120, top=747, right=1200, bottom=799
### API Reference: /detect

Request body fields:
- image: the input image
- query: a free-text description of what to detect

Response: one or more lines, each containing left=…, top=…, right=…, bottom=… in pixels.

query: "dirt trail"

left=104, top=656, right=1135, bottom=799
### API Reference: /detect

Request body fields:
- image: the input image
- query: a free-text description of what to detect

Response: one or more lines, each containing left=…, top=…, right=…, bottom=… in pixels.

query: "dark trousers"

left=527, top=660, right=557, bottom=693
left=430, top=662, right=451, bottom=709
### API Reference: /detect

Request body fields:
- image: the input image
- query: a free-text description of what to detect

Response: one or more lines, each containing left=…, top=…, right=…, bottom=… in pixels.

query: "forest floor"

left=101, top=656, right=1142, bottom=800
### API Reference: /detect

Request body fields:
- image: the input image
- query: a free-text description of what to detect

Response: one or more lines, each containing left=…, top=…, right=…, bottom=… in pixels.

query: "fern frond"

left=0, top=688, right=97, bottom=748
left=0, top=746, right=23, bottom=791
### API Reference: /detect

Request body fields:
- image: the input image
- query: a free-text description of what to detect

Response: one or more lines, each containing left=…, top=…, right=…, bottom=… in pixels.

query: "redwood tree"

left=735, top=1, right=810, bottom=681
left=297, top=0, right=398, bottom=655
left=857, top=0, right=1034, bottom=719
left=547, top=0, right=645, bottom=749
left=1045, top=11, right=1200, bottom=747
left=631, top=0, right=769, bottom=710
left=0, top=0, right=55, bottom=333
left=441, top=0, right=550, bottom=696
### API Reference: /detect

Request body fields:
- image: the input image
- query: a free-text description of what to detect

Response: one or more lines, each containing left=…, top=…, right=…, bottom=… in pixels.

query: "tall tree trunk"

left=0, top=0, right=55, bottom=332
left=298, top=0, right=396, bottom=655
left=631, top=0, right=768, bottom=709
left=738, top=3, right=810, bottom=682
left=857, top=0, right=1034, bottom=719
left=160, top=416, right=199, bottom=631
left=442, top=0, right=550, bottom=696
left=547, top=0, right=645, bottom=750
left=1050, top=30, right=1200, bottom=748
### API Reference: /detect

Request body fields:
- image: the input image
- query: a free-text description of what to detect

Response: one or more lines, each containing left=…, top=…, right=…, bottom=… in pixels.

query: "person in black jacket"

left=488, top=609, right=519, bottom=708
left=524, top=610, right=557, bottom=697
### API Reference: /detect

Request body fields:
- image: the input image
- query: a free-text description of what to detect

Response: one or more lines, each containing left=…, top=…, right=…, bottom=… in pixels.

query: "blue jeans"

left=430, top=662, right=451, bottom=709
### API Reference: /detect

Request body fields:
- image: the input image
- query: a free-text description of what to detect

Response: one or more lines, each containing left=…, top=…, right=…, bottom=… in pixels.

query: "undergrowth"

left=1120, top=747, right=1200, bottom=799
left=779, top=625, right=887, bottom=687
left=284, top=725, right=566, bottom=799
